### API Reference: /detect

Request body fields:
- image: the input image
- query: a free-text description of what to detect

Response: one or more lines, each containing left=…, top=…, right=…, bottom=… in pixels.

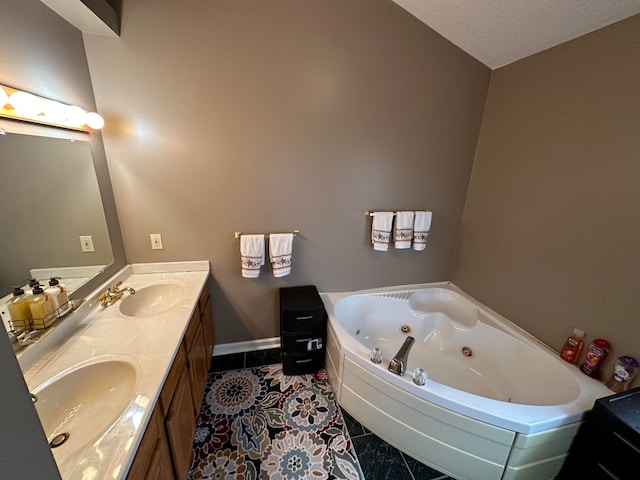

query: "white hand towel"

left=240, top=234, right=265, bottom=278
left=394, top=211, right=414, bottom=249
left=270, top=233, right=293, bottom=277
left=371, top=212, right=394, bottom=251
left=413, top=211, right=432, bottom=251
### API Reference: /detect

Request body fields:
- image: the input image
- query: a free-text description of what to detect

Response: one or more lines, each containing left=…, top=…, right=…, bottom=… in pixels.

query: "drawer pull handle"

left=296, top=315, right=314, bottom=320
left=597, top=463, right=622, bottom=480
left=613, top=431, right=640, bottom=454
left=296, top=358, right=313, bottom=364
left=296, top=338, right=312, bottom=343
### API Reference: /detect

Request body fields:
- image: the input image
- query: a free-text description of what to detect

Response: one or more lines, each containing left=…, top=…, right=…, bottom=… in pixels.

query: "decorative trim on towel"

left=373, top=229, right=391, bottom=249
left=271, top=254, right=292, bottom=277
left=413, top=231, right=429, bottom=249
left=241, top=256, right=264, bottom=277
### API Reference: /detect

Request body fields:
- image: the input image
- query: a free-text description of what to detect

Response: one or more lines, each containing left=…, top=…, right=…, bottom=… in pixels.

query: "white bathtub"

left=321, top=282, right=611, bottom=480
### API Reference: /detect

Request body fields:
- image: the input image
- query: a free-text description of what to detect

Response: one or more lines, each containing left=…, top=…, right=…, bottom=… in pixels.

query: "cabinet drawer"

left=282, top=333, right=325, bottom=354
left=282, top=351, right=324, bottom=375
left=281, top=309, right=325, bottom=334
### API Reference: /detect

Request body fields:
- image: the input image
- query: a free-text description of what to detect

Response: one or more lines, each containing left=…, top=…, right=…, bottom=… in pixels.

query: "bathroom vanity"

left=17, top=261, right=213, bottom=480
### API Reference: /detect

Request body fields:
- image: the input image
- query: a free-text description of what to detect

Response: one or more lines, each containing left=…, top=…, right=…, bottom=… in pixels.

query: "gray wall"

left=451, top=14, right=640, bottom=379
left=83, top=0, right=490, bottom=344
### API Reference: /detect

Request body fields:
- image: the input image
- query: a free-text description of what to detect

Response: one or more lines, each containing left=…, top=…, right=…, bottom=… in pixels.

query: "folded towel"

left=394, top=211, right=414, bottom=249
left=240, top=234, right=265, bottom=278
left=413, top=211, right=432, bottom=251
left=371, top=212, right=394, bottom=251
left=270, top=233, right=293, bottom=277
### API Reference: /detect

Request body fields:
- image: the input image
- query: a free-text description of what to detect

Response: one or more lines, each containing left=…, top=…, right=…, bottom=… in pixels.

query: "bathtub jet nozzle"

left=389, top=336, right=415, bottom=376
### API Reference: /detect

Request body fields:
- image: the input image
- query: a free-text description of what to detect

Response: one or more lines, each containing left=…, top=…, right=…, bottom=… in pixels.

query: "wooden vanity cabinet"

left=126, top=284, right=214, bottom=480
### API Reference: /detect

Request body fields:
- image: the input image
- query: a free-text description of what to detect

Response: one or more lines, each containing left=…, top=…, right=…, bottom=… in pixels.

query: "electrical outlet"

left=150, top=233, right=163, bottom=250
left=79, top=235, right=95, bottom=252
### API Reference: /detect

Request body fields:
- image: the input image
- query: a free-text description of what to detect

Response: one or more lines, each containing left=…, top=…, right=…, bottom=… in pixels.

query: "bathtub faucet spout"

left=389, top=336, right=415, bottom=376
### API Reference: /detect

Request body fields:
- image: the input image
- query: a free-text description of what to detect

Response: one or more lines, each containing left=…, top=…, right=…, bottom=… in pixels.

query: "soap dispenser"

left=5, top=287, right=32, bottom=330
left=46, top=277, right=71, bottom=318
left=28, top=284, right=56, bottom=329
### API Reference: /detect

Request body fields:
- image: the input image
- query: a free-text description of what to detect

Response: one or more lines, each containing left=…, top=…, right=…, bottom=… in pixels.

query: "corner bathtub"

left=320, top=282, right=611, bottom=480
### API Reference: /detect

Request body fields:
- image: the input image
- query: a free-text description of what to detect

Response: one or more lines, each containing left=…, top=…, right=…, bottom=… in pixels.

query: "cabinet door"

left=126, top=405, right=173, bottom=480
left=143, top=435, right=174, bottom=480
left=187, top=322, right=209, bottom=414
left=165, top=367, right=196, bottom=480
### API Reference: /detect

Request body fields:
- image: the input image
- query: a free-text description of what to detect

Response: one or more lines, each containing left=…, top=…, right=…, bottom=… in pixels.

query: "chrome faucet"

left=98, top=281, right=135, bottom=307
left=388, top=336, right=415, bottom=376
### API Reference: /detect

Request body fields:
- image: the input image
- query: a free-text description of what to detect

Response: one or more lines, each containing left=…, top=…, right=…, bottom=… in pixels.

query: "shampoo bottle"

left=560, top=328, right=585, bottom=364
left=46, top=277, right=71, bottom=318
left=28, top=284, right=56, bottom=329
left=5, top=287, right=32, bottom=330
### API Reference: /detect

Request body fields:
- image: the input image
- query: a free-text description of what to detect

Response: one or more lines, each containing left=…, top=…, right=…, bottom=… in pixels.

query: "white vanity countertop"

left=18, top=261, right=210, bottom=480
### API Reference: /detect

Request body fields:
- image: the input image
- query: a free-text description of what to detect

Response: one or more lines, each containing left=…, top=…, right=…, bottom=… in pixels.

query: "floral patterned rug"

left=188, top=364, right=364, bottom=480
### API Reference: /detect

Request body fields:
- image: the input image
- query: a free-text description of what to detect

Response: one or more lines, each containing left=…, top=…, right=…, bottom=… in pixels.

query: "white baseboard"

left=213, top=337, right=281, bottom=356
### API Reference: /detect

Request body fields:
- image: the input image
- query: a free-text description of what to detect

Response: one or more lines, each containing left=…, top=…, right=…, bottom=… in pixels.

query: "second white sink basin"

left=119, top=282, right=186, bottom=317
left=33, top=358, right=138, bottom=461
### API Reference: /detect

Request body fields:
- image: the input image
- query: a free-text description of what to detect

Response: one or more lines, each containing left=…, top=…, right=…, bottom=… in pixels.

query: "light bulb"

left=86, top=112, right=105, bottom=129
left=41, top=100, right=67, bottom=123
left=0, top=88, right=8, bottom=108
left=65, top=105, right=87, bottom=126
left=9, top=91, right=41, bottom=117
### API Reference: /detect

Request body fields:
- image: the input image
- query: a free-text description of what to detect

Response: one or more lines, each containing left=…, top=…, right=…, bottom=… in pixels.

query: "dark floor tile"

left=352, top=433, right=413, bottom=480
left=210, top=352, right=244, bottom=372
left=245, top=347, right=282, bottom=367
left=340, top=408, right=369, bottom=437
left=402, top=452, right=448, bottom=479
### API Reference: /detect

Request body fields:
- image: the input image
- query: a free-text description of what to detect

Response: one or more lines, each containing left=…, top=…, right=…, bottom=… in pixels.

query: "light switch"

left=79, top=235, right=94, bottom=252
left=150, top=233, right=163, bottom=250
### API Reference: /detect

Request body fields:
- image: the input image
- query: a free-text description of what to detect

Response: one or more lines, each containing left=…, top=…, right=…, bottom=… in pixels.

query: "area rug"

left=188, top=364, right=365, bottom=480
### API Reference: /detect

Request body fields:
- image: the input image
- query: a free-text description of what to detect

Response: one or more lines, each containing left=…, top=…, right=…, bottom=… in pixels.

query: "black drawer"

left=282, top=351, right=324, bottom=375
left=281, top=308, right=326, bottom=334
left=282, top=333, right=325, bottom=354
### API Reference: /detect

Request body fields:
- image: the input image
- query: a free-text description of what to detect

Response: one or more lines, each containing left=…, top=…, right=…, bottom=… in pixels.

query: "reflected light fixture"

left=0, top=84, right=104, bottom=131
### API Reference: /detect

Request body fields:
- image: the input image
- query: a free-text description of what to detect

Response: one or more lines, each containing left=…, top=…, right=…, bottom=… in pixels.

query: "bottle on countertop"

left=560, top=328, right=585, bottom=364
left=5, top=287, right=32, bottom=330
left=28, top=284, right=56, bottom=330
left=605, top=356, right=639, bottom=393
left=46, top=277, right=71, bottom=318
left=580, top=338, right=611, bottom=378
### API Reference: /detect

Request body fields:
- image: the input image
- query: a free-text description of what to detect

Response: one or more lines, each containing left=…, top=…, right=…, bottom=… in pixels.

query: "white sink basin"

left=119, top=282, right=186, bottom=317
left=33, top=359, right=138, bottom=460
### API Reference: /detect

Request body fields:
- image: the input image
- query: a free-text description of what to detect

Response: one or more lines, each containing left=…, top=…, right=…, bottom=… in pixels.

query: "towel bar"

left=235, top=230, right=300, bottom=239
left=364, top=210, right=430, bottom=216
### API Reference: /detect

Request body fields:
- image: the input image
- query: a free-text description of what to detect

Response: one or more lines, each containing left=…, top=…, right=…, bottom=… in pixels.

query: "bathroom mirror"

left=0, top=129, right=114, bottom=329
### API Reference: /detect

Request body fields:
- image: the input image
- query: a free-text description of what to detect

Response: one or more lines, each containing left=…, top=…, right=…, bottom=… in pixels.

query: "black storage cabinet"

left=559, top=386, right=640, bottom=480
left=280, top=285, right=327, bottom=375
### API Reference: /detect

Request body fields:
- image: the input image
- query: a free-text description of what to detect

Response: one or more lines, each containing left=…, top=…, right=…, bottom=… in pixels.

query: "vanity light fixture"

left=0, top=84, right=104, bottom=132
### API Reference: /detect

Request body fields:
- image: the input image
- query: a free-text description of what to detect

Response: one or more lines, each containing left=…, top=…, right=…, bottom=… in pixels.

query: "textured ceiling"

left=392, top=0, right=640, bottom=69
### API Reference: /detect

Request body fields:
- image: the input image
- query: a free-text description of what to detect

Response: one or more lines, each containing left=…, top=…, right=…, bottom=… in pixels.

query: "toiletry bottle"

left=5, top=287, right=32, bottom=330
left=605, top=356, right=639, bottom=393
left=46, top=277, right=70, bottom=318
left=28, top=284, right=56, bottom=330
left=580, top=338, right=611, bottom=378
left=560, top=328, right=585, bottom=364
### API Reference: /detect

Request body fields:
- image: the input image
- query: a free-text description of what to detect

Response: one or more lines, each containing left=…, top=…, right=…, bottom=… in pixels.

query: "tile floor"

left=210, top=348, right=453, bottom=480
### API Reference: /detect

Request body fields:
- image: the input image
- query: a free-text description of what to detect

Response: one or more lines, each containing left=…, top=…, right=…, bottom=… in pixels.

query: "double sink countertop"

left=17, top=261, right=210, bottom=480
